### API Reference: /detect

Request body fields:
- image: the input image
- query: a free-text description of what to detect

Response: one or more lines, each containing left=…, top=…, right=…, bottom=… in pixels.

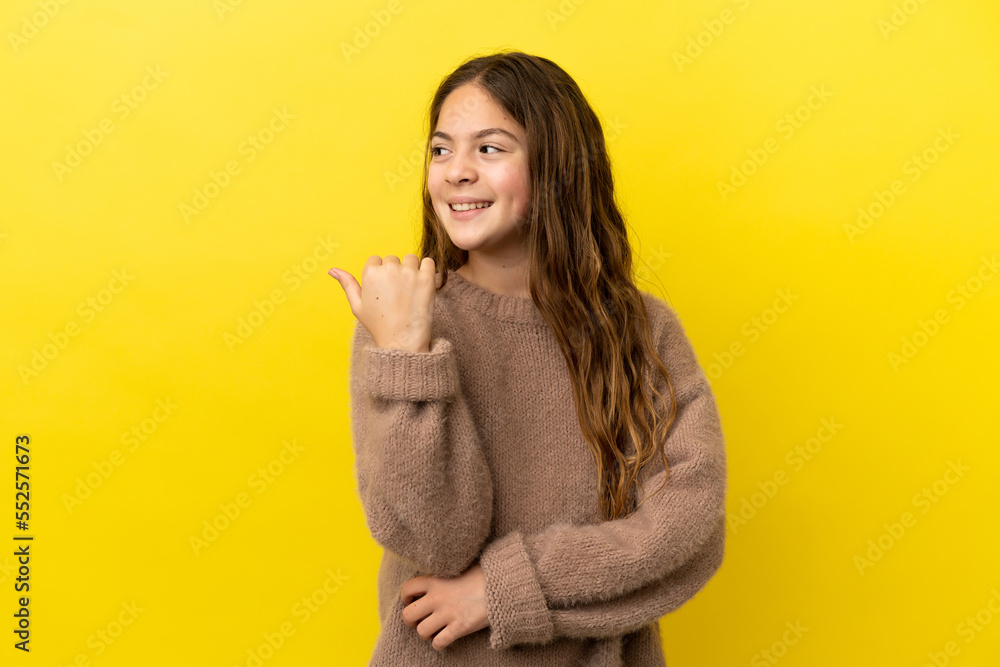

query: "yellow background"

left=2, top=0, right=999, bottom=664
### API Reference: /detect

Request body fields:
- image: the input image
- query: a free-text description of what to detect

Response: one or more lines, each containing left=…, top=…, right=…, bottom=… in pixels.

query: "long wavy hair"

left=417, top=50, right=677, bottom=522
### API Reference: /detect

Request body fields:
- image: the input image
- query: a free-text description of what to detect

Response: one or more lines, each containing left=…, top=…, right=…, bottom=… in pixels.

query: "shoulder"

left=637, top=290, right=708, bottom=388
left=638, top=290, right=686, bottom=344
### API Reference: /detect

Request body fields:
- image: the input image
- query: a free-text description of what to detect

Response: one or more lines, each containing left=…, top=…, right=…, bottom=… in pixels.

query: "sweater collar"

left=442, top=270, right=549, bottom=327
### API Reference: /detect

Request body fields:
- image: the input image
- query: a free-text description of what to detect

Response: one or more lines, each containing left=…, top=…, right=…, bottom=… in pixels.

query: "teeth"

left=450, top=201, right=493, bottom=211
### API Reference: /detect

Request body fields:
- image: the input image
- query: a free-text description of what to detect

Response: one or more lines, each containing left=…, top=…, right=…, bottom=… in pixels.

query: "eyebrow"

left=432, top=127, right=520, bottom=143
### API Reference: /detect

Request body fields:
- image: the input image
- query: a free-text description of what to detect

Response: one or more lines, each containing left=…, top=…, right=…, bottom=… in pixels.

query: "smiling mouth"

left=449, top=202, right=494, bottom=211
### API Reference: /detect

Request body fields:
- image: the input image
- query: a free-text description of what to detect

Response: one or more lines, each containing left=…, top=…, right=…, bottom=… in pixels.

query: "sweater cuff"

left=480, top=531, right=553, bottom=650
left=362, top=337, right=457, bottom=402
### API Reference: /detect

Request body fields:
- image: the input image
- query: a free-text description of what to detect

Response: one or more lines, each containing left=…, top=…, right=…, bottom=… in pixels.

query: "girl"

left=330, top=50, right=727, bottom=666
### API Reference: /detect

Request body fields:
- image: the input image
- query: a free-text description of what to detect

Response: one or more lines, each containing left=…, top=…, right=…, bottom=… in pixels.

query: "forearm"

left=549, top=515, right=725, bottom=641
left=484, top=514, right=725, bottom=649
left=351, top=325, right=494, bottom=578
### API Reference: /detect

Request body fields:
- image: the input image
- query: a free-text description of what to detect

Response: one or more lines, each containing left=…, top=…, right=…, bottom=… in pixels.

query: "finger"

left=419, top=256, right=437, bottom=281
left=431, top=627, right=454, bottom=651
left=401, top=596, right=430, bottom=627
left=422, top=257, right=442, bottom=288
left=383, top=254, right=401, bottom=264
left=417, top=614, right=449, bottom=644
left=400, top=577, right=429, bottom=605
left=401, top=253, right=421, bottom=270
left=416, top=257, right=438, bottom=308
left=329, top=268, right=362, bottom=315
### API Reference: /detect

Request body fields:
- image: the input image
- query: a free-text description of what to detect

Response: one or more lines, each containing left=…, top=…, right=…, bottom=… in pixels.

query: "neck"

left=457, top=256, right=530, bottom=298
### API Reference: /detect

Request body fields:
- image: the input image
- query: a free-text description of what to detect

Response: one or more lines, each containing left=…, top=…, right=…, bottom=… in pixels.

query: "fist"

left=330, top=254, right=437, bottom=354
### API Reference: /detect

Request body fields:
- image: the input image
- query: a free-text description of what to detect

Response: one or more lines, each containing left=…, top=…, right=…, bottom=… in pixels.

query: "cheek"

left=513, top=167, right=531, bottom=203
left=496, top=166, right=530, bottom=202
left=509, top=174, right=531, bottom=210
left=426, top=167, right=443, bottom=195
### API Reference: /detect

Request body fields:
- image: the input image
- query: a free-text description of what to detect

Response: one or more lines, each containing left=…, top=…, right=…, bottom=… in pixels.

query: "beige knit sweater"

left=348, top=270, right=727, bottom=666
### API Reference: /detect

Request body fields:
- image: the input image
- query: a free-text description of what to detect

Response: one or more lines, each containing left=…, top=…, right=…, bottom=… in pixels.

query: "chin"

left=445, top=236, right=483, bottom=252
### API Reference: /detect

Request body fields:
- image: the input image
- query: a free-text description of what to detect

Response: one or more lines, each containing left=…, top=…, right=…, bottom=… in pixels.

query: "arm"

left=485, top=512, right=725, bottom=649
left=349, top=320, right=494, bottom=579
left=478, top=300, right=728, bottom=648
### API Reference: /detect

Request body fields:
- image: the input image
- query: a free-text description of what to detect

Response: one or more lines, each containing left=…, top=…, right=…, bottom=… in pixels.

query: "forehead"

left=436, top=84, right=521, bottom=136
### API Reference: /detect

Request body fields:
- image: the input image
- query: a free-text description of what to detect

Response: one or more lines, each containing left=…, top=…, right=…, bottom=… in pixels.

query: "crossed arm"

left=398, top=377, right=726, bottom=651
left=380, top=303, right=728, bottom=651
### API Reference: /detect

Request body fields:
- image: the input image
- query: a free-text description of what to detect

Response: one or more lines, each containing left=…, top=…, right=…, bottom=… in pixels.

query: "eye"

left=430, top=144, right=501, bottom=157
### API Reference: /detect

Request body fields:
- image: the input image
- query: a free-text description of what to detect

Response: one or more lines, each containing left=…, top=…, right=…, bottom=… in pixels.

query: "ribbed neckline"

left=441, top=270, right=549, bottom=327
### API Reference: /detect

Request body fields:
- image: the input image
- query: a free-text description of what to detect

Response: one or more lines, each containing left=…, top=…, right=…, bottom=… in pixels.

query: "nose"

left=445, top=145, right=476, bottom=185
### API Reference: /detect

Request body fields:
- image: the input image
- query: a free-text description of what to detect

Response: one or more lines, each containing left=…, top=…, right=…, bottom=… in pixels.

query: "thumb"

left=329, top=268, right=361, bottom=314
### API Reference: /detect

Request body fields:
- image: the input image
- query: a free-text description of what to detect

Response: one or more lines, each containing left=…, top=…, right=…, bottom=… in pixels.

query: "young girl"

left=329, top=50, right=727, bottom=666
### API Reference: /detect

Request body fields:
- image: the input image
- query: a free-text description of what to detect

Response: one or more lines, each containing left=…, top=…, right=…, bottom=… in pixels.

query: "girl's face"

left=428, top=83, right=531, bottom=262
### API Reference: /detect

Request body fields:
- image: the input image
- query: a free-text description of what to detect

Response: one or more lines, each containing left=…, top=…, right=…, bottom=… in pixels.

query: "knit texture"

left=348, top=270, right=728, bottom=666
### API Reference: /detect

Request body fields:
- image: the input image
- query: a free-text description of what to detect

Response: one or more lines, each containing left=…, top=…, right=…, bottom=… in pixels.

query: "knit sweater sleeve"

left=545, top=511, right=725, bottom=641
left=478, top=300, right=727, bottom=649
left=348, top=320, right=494, bottom=579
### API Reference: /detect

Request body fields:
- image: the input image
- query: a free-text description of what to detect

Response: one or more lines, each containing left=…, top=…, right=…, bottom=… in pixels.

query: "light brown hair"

left=418, top=50, right=677, bottom=521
